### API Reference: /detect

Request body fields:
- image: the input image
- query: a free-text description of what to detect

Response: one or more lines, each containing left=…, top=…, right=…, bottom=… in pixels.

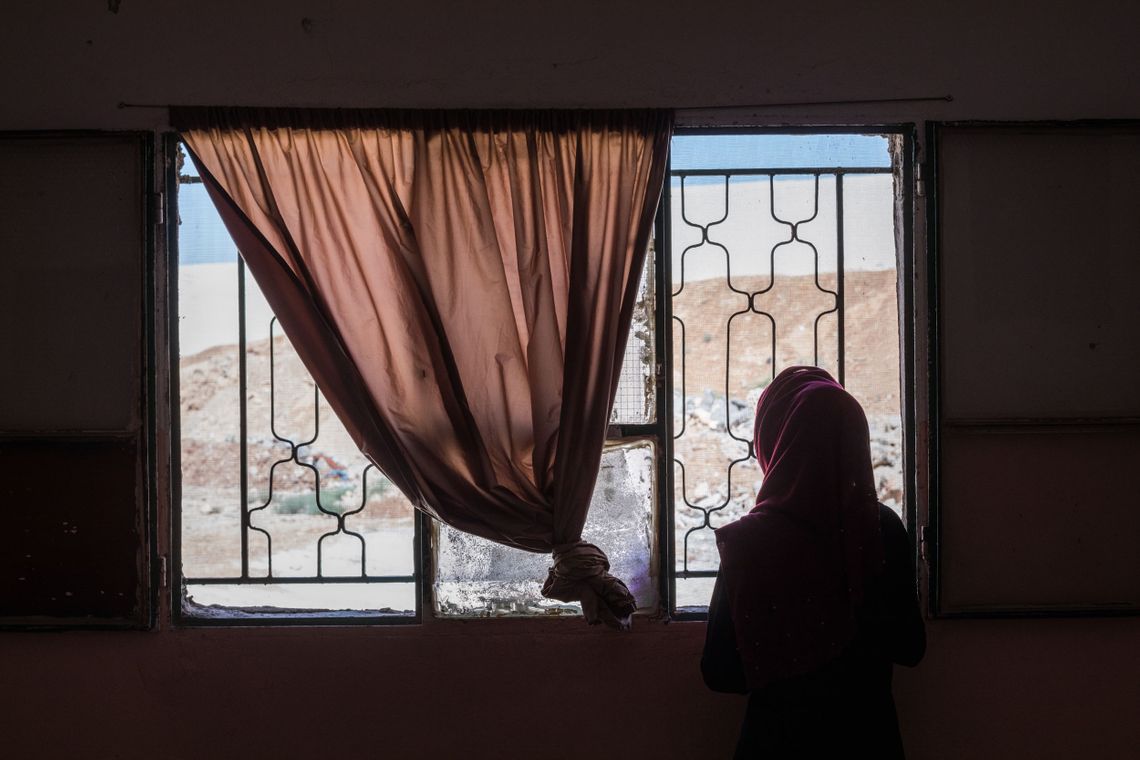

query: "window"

left=664, top=130, right=911, bottom=614
left=172, top=128, right=913, bottom=622
left=172, top=141, right=661, bottom=623
left=174, top=144, right=421, bottom=622
left=433, top=258, right=662, bottom=617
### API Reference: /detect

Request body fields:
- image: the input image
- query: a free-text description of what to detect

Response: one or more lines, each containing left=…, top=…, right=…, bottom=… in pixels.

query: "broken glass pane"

left=609, top=246, right=656, bottom=425
left=435, top=439, right=657, bottom=617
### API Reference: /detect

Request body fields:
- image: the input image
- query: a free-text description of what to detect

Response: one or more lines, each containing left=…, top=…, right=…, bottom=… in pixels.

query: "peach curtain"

left=176, top=108, right=671, bottom=628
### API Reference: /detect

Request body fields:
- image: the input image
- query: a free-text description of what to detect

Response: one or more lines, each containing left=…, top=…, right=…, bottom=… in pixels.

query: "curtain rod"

left=680, top=95, right=952, bottom=110
left=117, top=95, right=953, bottom=111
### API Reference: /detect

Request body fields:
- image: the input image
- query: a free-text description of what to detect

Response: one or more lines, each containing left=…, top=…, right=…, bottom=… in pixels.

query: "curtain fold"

left=176, top=107, right=672, bottom=628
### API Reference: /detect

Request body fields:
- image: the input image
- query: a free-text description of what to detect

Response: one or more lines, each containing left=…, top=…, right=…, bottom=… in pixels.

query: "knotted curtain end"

left=541, top=541, right=636, bottom=631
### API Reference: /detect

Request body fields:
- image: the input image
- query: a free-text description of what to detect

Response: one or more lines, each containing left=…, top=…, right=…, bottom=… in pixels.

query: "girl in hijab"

left=701, top=366, right=925, bottom=759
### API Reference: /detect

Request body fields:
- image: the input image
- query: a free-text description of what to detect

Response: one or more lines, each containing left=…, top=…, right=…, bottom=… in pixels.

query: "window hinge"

left=915, top=163, right=926, bottom=198
left=918, top=525, right=929, bottom=563
left=159, top=554, right=169, bottom=588
left=152, top=191, right=164, bottom=225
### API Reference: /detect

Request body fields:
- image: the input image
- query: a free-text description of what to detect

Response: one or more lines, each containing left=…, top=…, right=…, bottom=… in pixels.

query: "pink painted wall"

left=2, top=2, right=1138, bottom=758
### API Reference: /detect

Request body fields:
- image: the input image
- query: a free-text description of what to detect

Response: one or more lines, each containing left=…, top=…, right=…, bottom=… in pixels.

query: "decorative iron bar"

left=669, top=166, right=891, bottom=580
left=184, top=261, right=415, bottom=587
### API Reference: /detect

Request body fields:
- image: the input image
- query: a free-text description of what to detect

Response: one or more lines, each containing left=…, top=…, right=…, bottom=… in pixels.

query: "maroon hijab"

left=714, top=366, right=884, bottom=688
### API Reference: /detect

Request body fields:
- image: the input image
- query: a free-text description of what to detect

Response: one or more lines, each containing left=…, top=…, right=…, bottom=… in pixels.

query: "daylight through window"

left=176, top=147, right=418, bottom=620
left=666, top=132, right=906, bottom=611
left=173, top=130, right=909, bottom=621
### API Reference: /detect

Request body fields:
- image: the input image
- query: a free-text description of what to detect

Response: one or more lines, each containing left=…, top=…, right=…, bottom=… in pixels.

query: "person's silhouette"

left=702, top=366, right=925, bottom=758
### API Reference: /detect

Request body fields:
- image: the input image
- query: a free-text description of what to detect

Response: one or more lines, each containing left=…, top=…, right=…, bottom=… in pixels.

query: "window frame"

left=165, top=132, right=662, bottom=627
left=164, top=125, right=920, bottom=626
left=166, top=133, right=427, bottom=627
left=661, top=125, right=919, bottom=621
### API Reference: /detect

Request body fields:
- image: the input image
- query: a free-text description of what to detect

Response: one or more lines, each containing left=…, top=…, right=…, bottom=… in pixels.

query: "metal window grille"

left=173, top=142, right=422, bottom=624
left=172, top=133, right=908, bottom=623
left=661, top=135, right=905, bottom=615
left=180, top=280, right=423, bottom=593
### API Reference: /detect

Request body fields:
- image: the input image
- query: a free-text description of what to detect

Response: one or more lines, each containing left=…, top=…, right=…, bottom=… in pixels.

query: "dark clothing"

left=702, top=504, right=925, bottom=759
left=719, top=366, right=885, bottom=688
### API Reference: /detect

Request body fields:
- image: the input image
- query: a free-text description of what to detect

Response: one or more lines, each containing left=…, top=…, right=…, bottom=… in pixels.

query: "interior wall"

left=3, top=0, right=1138, bottom=128
left=2, top=2, right=1138, bottom=758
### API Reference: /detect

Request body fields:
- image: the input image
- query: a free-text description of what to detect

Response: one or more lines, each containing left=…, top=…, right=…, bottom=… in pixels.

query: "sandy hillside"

left=179, top=269, right=904, bottom=582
